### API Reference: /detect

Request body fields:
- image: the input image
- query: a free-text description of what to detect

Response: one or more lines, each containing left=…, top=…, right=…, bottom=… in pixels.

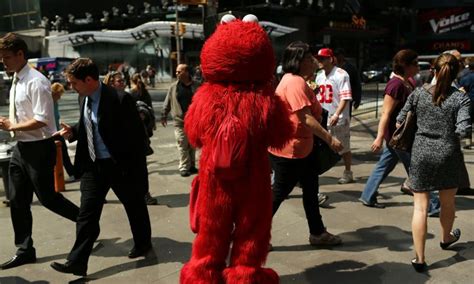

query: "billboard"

left=418, top=8, right=474, bottom=35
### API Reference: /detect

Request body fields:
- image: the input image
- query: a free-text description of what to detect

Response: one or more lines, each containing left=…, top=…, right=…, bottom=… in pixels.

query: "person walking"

left=0, top=33, right=79, bottom=270
left=315, top=48, right=354, bottom=184
left=359, top=49, right=419, bottom=208
left=161, top=64, right=198, bottom=177
left=103, top=71, right=158, bottom=205
left=270, top=41, right=343, bottom=247
left=51, top=82, right=77, bottom=182
left=130, top=73, right=153, bottom=107
left=50, top=58, right=152, bottom=276
left=397, top=53, right=471, bottom=272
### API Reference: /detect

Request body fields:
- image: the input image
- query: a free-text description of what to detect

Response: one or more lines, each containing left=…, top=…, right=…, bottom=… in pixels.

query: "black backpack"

left=136, top=100, right=156, bottom=137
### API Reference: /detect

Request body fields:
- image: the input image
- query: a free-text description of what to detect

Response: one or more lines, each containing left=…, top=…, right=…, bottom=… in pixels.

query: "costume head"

left=200, top=15, right=275, bottom=83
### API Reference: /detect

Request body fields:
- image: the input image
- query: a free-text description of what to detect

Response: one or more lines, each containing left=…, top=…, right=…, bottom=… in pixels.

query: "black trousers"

left=270, top=153, right=325, bottom=236
left=9, top=138, right=79, bottom=255
left=67, top=158, right=151, bottom=265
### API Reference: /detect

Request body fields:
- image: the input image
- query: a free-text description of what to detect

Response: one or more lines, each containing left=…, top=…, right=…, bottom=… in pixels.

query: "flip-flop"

left=440, top=228, right=461, bottom=250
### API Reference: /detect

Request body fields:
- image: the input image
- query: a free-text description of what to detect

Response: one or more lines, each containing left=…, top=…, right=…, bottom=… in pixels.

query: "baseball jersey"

left=315, top=66, right=352, bottom=125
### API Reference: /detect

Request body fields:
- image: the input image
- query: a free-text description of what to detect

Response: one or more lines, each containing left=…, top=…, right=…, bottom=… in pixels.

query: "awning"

left=46, top=20, right=298, bottom=46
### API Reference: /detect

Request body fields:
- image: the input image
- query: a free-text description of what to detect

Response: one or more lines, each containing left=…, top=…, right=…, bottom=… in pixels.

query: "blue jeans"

left=360, top=144, right=440, bottom=214
left=360, top=144, right=411, bottom=204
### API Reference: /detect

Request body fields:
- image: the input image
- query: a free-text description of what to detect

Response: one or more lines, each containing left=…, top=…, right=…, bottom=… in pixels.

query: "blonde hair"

left=51, top=82, right=65, bottom=95
left=433, top=53, right=459, bottom=106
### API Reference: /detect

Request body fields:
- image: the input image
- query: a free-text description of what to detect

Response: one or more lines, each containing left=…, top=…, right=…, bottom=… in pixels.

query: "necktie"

left=84, top=97, right=96, bottom=161
left=8, top=76, right=19, bottom=138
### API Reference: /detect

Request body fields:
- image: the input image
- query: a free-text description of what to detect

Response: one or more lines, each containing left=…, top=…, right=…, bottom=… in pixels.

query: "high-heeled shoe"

left=411, top=258, right=427, bottom=273
left=440, top=228, right=461, bottom=250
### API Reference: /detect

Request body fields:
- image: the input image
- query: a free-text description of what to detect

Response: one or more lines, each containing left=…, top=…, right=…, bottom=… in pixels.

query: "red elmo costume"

left=180, top=19, right=293, bottom=283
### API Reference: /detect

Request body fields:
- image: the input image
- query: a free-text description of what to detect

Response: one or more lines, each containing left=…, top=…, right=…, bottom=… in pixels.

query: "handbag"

left=389, top=87, right=422, bottom=152
left=312, top=109, right=341, bottom=175
left=389, top=110, right=416, bottom=152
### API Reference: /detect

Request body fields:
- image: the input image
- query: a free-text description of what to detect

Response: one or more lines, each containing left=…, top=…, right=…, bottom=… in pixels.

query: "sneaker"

left=309, top=231, right=342, bottom=246
left=318, top=193, right=329, bottom=206
left=338, top=170, right=354, bottom=184
left=145, top=192, right=158, bottom=205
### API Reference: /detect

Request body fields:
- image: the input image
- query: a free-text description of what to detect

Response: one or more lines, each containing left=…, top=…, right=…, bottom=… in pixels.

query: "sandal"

left=440, top=228, right=461, bottom=250
left=309, top=231, right=342, bottom=246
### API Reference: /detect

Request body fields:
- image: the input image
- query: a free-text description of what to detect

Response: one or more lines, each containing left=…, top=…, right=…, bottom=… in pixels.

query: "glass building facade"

left=0, top=0, right=41, bottom=32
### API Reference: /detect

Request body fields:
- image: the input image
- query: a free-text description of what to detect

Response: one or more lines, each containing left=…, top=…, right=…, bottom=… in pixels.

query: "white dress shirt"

left=11, top=64, right=56, bottom=141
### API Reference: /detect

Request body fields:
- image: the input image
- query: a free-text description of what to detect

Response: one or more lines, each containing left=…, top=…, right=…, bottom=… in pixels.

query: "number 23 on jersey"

left=318, top=84, right=333, bottom=104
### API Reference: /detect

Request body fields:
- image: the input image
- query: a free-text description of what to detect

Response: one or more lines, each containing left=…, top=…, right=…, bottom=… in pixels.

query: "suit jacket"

left=72, top=84, right=147, bottom=178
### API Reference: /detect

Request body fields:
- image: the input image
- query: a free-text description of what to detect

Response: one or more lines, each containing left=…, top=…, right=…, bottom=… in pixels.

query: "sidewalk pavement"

left=0, top=107, right=473, bottom=283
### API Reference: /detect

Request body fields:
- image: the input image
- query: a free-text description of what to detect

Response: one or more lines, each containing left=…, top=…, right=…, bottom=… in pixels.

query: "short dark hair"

left=281, top=41, right=310, bottom=75
left=392, top=49, right=418, bottom=76
left=65, top=58, right=99, bottom=81
left=0, top=33, right=28, bottom=57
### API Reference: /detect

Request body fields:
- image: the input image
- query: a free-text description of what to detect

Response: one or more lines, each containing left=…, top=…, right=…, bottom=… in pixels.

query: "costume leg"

left=224, top=178, right=278, bottom=284
left=180, top=180, right=233, bottom=284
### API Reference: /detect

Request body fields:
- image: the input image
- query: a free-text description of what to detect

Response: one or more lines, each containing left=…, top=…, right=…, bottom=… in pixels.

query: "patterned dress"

left=397, top=86, right=472, bottom=191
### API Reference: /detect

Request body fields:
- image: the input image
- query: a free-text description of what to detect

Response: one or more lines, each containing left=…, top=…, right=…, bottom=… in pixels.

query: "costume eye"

left=220, top=14, right=236, bottom=24
left=242, top=14, right=258, bottom=23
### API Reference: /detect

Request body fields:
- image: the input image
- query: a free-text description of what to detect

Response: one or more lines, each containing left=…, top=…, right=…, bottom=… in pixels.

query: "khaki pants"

left=174, top=126, right=196, bottom=172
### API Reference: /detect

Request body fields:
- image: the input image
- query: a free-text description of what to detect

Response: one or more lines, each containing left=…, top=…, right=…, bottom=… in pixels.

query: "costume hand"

left=54, top=122, right=73, bottom=140
left=330, top=137, right=343, bottom=153
left=371, top=137, right=383, bottom=153
left=329, top=114, right=339, bottom=126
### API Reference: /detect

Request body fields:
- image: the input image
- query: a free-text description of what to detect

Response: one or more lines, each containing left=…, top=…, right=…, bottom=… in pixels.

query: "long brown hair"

left=433, top=53, right=459, bottom=106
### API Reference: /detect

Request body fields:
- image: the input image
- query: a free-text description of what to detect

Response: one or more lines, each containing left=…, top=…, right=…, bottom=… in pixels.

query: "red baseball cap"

left=316, top=48, right=334, bottom=58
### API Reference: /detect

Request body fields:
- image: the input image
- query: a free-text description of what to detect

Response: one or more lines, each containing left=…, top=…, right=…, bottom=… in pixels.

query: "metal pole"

left=175, top=1, right=181, bottom=64
left=375, top=82, right=379, bottom=119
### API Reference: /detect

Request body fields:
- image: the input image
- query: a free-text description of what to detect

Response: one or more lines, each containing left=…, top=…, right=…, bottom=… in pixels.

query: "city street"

left=0, top=86, right=473, bottom=283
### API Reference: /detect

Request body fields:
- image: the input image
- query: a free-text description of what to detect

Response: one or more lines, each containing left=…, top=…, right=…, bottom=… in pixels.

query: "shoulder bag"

left=312, top=109, right=341, bottom=175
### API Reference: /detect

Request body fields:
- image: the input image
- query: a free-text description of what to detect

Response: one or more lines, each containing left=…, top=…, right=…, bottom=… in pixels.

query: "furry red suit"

left=180, top=19, right=293, bottom=284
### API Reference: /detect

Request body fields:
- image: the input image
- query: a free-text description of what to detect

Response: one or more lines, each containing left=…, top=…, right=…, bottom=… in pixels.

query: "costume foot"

left=223, top=266, right=279, bottom=284
left=180, top=261, right=224, bottom=284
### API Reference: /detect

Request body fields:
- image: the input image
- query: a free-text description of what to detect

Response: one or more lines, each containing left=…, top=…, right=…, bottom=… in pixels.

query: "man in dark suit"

left=50, top=58, right=152, bottom=276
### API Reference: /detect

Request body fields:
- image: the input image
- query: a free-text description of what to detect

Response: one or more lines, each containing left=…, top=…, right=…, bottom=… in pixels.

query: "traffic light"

left=178, top=23, right=186, bottom=36
left=170, top=24, right=176, bottom=36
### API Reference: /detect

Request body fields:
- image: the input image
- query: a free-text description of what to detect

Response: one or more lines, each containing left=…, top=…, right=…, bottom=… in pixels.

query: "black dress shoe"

left=180, top=171, right=191, bottom=177
left=128, top=244, right=152, bottom=258
left=51, top=261, right=87, bottom=276
left=189, top=167, right=198, bottom=174
left=1, top=252, right=36, bottom=269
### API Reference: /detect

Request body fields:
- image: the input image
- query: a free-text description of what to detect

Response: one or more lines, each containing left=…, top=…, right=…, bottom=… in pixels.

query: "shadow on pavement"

left=274, top=225, right=434, bottom=253
left=69, top=255, right=158, bottom=284
left=157, top=193, right=189, bottom=208
left=66, top=237, right=192, bottom=283
left=430, top=241, right=474, bottom=271
left=0, top=277, right=49, bottom=284
left=280, top=260, right=430, bottom=284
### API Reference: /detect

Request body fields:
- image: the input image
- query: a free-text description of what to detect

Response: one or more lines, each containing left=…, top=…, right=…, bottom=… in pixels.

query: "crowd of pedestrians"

left=0, top=29, right=472, bottom=279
